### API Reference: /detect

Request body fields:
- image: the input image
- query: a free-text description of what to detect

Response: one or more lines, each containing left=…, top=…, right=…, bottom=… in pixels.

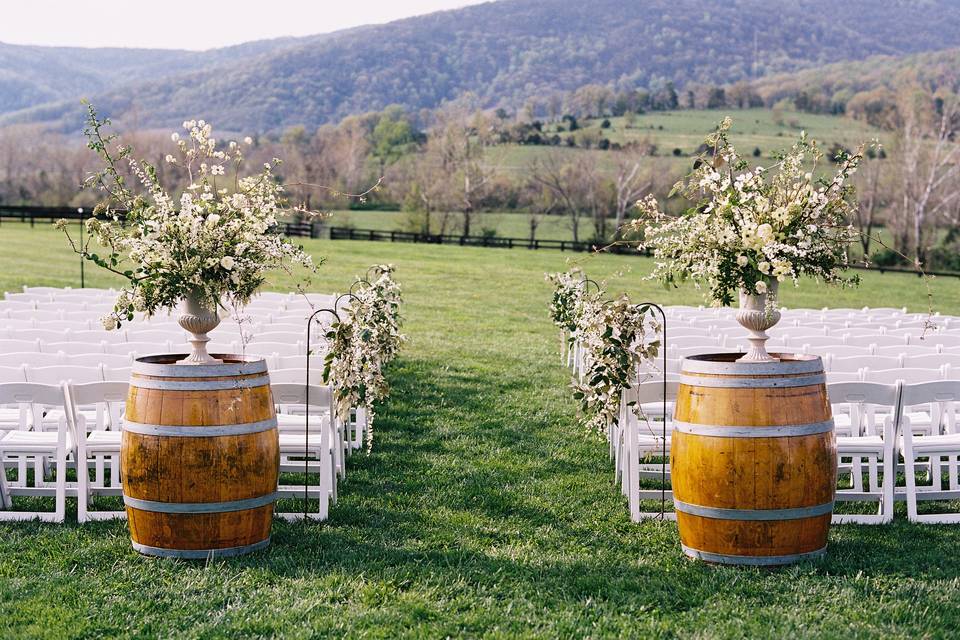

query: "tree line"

left=2, top=80, right=960, bottom=271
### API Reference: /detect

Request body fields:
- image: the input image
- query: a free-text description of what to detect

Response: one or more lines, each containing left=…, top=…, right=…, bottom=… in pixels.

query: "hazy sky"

left=0, top=0, right=490, bottom=50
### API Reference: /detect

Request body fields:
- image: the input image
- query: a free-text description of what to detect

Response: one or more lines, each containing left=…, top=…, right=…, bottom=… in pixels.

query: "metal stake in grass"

left=305, top=306, right=340, bottom=522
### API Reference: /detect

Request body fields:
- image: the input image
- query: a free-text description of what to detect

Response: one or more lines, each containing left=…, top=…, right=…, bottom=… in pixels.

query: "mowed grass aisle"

left=2, top=222, right=960, bottom=638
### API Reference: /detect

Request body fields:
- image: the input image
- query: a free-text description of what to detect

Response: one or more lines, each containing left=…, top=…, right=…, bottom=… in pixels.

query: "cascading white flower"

left=548, top=270, right=660, bottom=436
left=323, top=265, right=405, bottom=452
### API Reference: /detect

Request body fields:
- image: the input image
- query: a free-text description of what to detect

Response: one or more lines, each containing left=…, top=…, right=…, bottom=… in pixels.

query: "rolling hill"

left=4, top=0, right=960, bottom=133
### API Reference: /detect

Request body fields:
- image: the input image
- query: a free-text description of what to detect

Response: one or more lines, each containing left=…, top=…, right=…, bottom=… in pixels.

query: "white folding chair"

left=71, top=330, right=127, bottom=344
left=0, top=339, right=41, bottom=354
left=922, top=335, right=960, bottom=350
left=804, top=345, right=871, bottom=361
left=900, top=381, right=960, bottom=523
left=0, top=352, right=61, bottom=368
left=101, top=366, right=132, bottom=382
left=0, top=382, right=74, bottom=522
left=256, top=324, right=305, bottom=334
left=829, top=355, right=901, bottom=373
left=863, top=367, right=943, bottom=385
left=244, top=341, right=304, bottom=357
left=829, top=382, right=899, bottom=524
left=108, top=341, right=170, bottom=356
left=846, top=335, right=910, bottom=350
left=0, top=365, right=26, bottom=384
left=800, top=338, right=848, bottom=352
left=270, top=383, right=335, bottom=521
left=62, top=353, right=132, bottom=368
left=125, top=329, right=186, bottom=343
left=13, top=330, right=69, bottom=344
left=827, top=371, right=863, bottom=383
left=47, top=342, right=107, bottom=356
left=64, top=381, right=127, bottom=522
left=35, top=320, right=92, bottom=332
left=26, top=365, right=104, bottom=385
left=274, top=355, right=327, bottom=371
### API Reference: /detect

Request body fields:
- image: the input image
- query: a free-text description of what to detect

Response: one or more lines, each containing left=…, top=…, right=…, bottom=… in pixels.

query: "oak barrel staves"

left=670, top=353, right=837, bottom=566
left=121, top=355, right=280, bottom=559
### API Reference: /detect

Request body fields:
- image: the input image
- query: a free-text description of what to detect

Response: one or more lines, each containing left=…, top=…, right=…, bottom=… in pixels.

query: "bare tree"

left=851, top=155, right=891, bottom=258
left=894, top=87, right=960, bottom=265
left=612, top=150, right=652, bottom=236
left=529, top=153, right=603, bottom=244
left=430, top=102, right=501, bottom=237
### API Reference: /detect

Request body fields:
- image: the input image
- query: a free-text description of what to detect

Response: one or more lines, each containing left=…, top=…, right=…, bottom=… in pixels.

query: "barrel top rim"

left=681, top=352, right=823, bottom=376
left=132, top=354, right=268, bottom=377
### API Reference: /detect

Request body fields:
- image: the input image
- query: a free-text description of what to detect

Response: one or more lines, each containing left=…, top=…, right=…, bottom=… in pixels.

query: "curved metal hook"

left=580, top=278, right=602, bottom=294
left=365, top=265, right=382, bottom=282
left=334, top=291, right=362, bottom=311
left=349, top=279, right=371, bottom=295
left=635, top=301, right=668, bottom=520
left=302, top=305, right=341, bottom=522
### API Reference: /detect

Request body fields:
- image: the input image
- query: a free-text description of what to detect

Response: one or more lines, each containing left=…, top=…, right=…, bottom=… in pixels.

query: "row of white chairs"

left=0, top=379, right=360, bottom=523
left=0, top=338, right=320, bottom=358
left=614, top=380, right=960, bottom=525
left=5, top=288, right=334, bottom=308
left=0, top=357, right=329, bottom=384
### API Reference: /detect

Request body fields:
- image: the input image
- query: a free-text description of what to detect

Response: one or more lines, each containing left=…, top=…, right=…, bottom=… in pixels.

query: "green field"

left=2, top=221, right=960, bottom=638
left=328, top=108, right=889, bottom=244
left=494, top=108, right=886, bottom=176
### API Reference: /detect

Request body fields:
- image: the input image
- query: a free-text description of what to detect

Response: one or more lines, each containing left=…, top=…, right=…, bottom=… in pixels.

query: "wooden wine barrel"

left=671, top=353, right=837, bottom=566
left=121, top=355, right=279, bottom=559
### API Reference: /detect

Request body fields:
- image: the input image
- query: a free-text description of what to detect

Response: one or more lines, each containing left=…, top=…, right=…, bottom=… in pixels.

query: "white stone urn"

left=177, top=290, right=222, bottom=365
left=736, top=279, right=780, bottom=363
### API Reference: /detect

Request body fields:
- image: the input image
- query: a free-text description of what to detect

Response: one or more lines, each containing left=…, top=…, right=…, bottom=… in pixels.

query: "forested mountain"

left=0, top=38, right=306, bottom=116
left=5, top=0, right=960, bottom=132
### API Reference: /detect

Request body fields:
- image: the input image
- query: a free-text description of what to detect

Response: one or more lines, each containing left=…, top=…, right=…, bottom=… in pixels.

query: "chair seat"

left=0, top=430, right=73, bottom=453
left=85, top=431, right=122, bottom=453
left=279, top=433, right=327, bottom=452
left=908, top=433, right=960, bottom=455
left=836, top=435, right=885, bottom=455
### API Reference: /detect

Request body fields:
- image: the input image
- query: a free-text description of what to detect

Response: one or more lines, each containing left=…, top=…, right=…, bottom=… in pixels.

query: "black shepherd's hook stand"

left=303, top=306, right=340, bottom=521
left=301, top=291, right=364, bottom=520
left=635, top=302, right=668, bottom=519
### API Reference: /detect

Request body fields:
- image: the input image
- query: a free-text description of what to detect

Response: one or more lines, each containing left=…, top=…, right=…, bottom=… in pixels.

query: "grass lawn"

left=1, top=221, right=960, bottom=638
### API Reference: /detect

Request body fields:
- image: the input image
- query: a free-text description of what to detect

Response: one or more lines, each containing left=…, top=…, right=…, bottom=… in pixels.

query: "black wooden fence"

left=2, top=205, right=956, bottom=278
left=326, top=226, right=624, bottom=253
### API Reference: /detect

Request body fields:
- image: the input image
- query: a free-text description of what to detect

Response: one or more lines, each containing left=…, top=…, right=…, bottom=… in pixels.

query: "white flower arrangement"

left=631, top=117, right=868, bottom=308
left=548, top=270, right=660, bottom=435
left=546, top=268, right=586, bottom=335
left=322, top=266, right=405, bottom=452
left=58, top=105, right=322, bottom=329
left=573, top=295, right=660, bottom=435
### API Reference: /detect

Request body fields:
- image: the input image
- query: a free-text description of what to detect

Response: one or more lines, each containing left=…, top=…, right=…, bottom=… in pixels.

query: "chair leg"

left=77, top=455, right=89, bottom=524
left=54, top=452, right=66, bottom=523
left=0, top=461, right=11, bottom=509
left=881, top=448, right=895, bottom=523
left=903, top=440, right=919, bottom=522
